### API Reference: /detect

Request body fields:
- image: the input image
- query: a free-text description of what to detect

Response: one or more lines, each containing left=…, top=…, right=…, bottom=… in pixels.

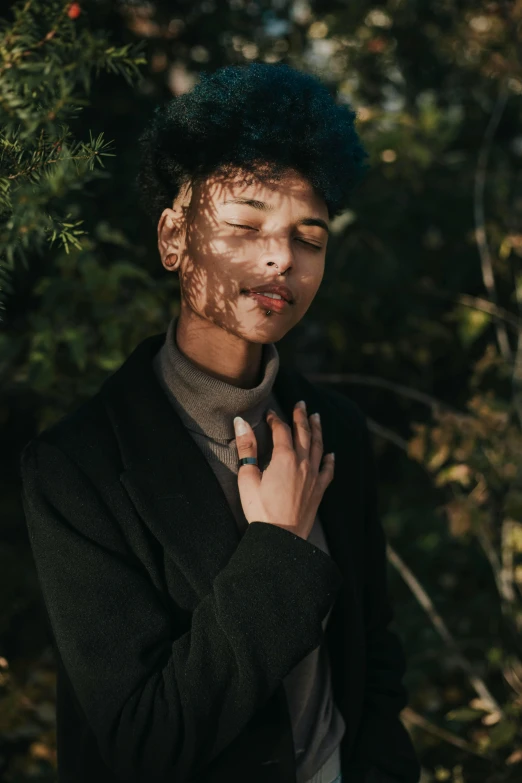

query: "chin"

left=247, top=319, right=294, bottom=343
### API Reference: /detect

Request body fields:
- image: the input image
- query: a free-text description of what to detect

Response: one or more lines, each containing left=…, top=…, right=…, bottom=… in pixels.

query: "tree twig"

left=388, top=543, right=503, bottom=715
left=413, top=282, right=522, bottom=332
left=401, top=706, right=495, bottom=761
left=474, top=78, right=511, bottom=364
left=305, top=371, right=474, bottom=422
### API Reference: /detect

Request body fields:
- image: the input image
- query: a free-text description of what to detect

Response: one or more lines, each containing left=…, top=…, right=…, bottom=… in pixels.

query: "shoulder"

left=317, top=382, right=366, bottom=425
left=20, top=388, right=121, bottom=487
left=20, top=330, right=165, bottom=477
left=288, top=364, right=368, bottom=435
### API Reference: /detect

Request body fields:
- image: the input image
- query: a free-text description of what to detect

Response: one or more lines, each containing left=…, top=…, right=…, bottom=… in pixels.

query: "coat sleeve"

left=343, top=416, right=421, bottom=783
left=19, top=438, right=344, bottom=783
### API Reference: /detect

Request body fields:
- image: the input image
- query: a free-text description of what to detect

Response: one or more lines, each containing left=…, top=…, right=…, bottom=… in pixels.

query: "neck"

left=175, top=303, right=264, bottom=389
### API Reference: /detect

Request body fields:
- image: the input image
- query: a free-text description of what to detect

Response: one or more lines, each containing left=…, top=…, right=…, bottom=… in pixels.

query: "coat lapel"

left=100, top=331, right=360, bottom=594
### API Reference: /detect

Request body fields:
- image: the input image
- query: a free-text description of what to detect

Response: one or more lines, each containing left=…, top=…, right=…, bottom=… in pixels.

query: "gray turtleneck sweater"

left=152, top=315, right=346, bottom=783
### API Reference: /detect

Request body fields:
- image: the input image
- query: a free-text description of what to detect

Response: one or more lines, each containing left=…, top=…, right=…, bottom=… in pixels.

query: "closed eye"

left=225, top=223, right=323, bottom=250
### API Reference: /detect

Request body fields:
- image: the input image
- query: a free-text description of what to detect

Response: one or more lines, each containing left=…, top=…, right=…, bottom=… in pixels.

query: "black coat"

left=19, top=331, right=421, bottom=783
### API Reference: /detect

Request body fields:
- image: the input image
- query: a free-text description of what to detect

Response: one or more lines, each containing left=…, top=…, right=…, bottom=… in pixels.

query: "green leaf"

left=96, top=352, right=124, bottom=371
left=488, top=719, right=518, bottom=750
left=62, top=328, right=87, bottom=372
left=453, top=306, right=491, bottom=348
left=445, top=707, right=483, bottom=722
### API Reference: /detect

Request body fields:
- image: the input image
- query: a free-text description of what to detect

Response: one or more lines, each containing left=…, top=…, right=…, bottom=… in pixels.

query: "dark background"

left=1, top=1, right=522, bottom=780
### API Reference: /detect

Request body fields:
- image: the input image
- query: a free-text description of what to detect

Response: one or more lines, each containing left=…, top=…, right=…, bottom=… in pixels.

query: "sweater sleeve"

left=343, top=416, right=421, bottom=783
left=19, top=438, right=343, bottom=783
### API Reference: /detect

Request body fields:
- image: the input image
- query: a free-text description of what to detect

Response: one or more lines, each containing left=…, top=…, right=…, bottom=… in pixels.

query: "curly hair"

left=135, top=62, right=370, bottom=226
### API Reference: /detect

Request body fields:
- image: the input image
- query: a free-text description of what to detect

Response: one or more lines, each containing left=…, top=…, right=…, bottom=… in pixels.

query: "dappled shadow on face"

left=168, top=162, right=329, bottom=346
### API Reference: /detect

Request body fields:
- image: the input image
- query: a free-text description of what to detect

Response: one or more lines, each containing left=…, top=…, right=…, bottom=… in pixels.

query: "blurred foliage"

left=2, top=0, right=522, bottom=781
left=0, top=0, right=147, bottom=318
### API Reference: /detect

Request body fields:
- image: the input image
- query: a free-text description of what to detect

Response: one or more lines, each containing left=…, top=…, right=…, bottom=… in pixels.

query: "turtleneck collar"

left=152, top=315, right=280, bottom=442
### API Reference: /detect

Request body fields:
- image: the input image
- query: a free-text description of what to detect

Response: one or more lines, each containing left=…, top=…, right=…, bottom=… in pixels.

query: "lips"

left=244, top=284, right=294, bottom=303
left=246, top=292, right=290, bottom=312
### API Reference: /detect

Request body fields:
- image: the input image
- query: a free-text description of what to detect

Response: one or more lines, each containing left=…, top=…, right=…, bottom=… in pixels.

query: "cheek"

left=208, top=235, right=250, bottom=263
left=302, top=265, right=324, bottom=294
left=179, top=241, right=243, bottom=308
left=187, top=229, right=247, bottom=269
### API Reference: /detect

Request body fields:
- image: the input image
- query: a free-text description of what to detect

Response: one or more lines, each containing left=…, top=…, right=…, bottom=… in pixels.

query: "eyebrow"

left=222, top=198, right=330, bottom=235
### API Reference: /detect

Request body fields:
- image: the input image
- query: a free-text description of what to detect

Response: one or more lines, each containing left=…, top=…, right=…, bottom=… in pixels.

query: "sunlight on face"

left=159, top=166, right=330, bottom=343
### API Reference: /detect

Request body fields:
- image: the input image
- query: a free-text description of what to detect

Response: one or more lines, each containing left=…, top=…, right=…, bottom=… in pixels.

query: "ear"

left=157, top=181, right=193, bottom=265
left=157, top=208, right=179, bottom=262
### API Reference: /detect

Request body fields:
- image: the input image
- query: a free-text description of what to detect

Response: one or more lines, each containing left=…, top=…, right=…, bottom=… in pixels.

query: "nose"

left=262, top=239, right=294, bottom=275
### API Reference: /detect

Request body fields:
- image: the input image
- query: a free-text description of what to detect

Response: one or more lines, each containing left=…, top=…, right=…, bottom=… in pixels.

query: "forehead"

left=196, top=168, right=327, bottom=217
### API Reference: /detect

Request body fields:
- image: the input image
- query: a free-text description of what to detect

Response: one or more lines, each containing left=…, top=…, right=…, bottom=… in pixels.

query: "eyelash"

left=226, top=223, right=323, bottom=251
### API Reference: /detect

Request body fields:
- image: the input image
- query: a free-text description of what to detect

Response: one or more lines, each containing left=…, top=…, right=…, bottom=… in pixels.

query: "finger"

left=233, top=418, right=262, bottom=516
left=316, top=452, right=335, bottom=490
left=266, top=408, right=294, bottom=453
left=292, top=402, right=311, bottom=462
left=233, top=417, right=258, bottom=471
left=308, top=412, right=324, bottom=473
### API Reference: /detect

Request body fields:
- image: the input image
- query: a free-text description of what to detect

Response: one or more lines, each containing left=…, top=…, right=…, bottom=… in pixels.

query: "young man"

left=20, top=63, right=420, bottom=783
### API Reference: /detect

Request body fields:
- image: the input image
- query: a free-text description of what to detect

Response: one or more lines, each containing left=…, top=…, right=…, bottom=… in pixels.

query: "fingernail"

left=233, top=416, right=248, bottom=435
left=267, top=408, right=276, bottom=417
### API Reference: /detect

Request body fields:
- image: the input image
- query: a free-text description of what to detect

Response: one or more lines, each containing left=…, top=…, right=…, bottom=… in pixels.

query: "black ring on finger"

left=238, top=457, right=258, bottom=467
